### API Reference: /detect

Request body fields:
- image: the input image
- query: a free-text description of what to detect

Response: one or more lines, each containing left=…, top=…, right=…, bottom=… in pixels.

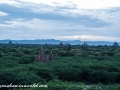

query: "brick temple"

left=34, top=48, right=54, bottom=62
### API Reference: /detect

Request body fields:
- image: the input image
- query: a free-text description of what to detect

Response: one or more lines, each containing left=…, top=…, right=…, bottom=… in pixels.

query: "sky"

left=0, top=0, right=120, bottom=41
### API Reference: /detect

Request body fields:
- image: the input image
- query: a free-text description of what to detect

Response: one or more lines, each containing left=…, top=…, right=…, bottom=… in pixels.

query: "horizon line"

left=0, top=39, right=119, bottom=42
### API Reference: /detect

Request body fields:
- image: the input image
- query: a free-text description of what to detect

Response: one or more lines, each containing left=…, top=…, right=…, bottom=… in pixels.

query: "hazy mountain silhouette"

left=0, top=39, right=119, bottom=45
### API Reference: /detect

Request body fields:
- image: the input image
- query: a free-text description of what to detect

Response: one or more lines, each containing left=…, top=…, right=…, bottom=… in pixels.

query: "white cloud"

left=18, top=0, right=120, bottom=9
left=16, top=0, right=120, bottom=27
left=0, top=11, right=9, bottom=16
left=0, top=18, right=119, bottom=41
left=1, top=0, right=120, bottom=25
left=56, top=35, right=120, bottom=41
left=0, top=18, right=84, bottom=30
left=72, top=0, right=120, bottom=9
left=0, top=0, right=21, bottom=7
left=19, top=0, right=68, bottom=5
left=0, top=0, right=120, bottom=41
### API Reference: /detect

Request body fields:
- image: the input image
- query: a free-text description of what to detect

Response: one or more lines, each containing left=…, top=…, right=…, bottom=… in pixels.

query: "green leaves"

left=0, top=44, right=120, bottom=87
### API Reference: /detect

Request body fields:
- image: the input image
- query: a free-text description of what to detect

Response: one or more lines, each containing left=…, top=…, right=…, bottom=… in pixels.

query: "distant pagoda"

left=112, top=41, right=119, bottom=47
left=60, top=42, right=63, bottom=46
left=82, top=42, right=88, bottom=47
left=34, top=48, right=54, bottom=62
left=8, top=40, right=13, bottom=45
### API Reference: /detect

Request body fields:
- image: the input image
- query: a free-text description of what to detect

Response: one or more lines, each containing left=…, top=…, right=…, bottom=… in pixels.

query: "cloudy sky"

left=0, top=0, right=120, bottom=41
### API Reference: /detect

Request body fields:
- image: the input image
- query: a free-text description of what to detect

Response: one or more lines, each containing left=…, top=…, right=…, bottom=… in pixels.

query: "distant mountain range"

left=0, top=39, right=119, bottom=45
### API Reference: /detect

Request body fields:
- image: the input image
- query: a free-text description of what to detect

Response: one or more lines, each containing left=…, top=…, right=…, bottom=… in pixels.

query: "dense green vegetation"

left=0, top=43, right=120, bottom=90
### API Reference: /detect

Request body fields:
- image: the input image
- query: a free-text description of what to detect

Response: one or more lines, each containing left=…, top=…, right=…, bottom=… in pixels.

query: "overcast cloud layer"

left=0, top=0, right=120, bottom=41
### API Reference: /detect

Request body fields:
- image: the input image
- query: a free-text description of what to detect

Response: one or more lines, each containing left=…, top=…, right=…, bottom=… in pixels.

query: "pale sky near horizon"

left=0, top=0, right=120, bottom=41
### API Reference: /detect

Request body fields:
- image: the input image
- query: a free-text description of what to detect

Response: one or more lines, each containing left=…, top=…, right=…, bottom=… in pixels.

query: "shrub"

left=18, top=57, right=33, bottom=64
left=58, top=51, right=67, bottom=56
left=0, top=52, right=2, bottom=57
left=22, top=49, right=31, bottom=54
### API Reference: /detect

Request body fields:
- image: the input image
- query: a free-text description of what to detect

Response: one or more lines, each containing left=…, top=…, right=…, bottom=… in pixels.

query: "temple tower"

left=34, top=48, right=54, bottom=62
left=49, top=51, right=54, bottom=60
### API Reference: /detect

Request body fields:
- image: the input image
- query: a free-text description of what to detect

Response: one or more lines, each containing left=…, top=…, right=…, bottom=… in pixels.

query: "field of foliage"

left=0, top=43, right=120, bottom=90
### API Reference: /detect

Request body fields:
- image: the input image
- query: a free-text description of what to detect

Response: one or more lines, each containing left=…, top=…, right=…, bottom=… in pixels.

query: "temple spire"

left=34, top=48, right=54, bottom=62
left=49, top=50, right=54, bottom=60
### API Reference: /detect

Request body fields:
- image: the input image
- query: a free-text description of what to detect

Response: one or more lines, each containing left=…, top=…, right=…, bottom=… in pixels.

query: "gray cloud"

left=0, top=3, right=110, bottom=28
left=0, top=1, right=120, bottom=41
